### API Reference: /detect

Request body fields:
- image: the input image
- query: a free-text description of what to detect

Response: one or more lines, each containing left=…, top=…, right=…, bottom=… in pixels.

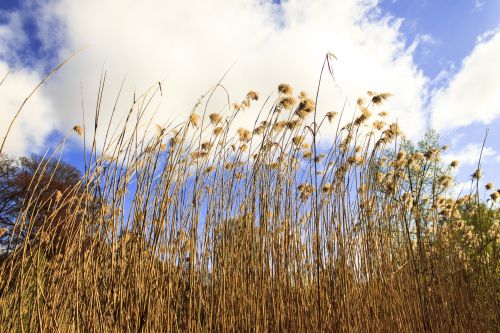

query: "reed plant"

left=0, top=63, right=498, bottom=332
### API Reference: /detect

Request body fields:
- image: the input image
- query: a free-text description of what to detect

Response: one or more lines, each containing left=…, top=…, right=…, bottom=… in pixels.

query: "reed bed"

left=0, top=74, right=498, bottom=332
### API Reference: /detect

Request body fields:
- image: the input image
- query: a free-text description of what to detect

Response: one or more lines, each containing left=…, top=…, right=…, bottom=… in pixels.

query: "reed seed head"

left=357, top=97, right=365, bottom=107
left=209, top=113, right=222, bottom=124
left=237, top=128, right=251, bottom=142
left=190, top=114, right=201, bottom=127
left=213, top=127, right=223, bottom=136
left=280, top=96, right=296, bottom=110
left=54, top=190, right=62, bottom=202
left=246, top=90, right=259, bottom=101
left=278, top=83, right=293, bottom=95
left=73, top=125, right=83, bottom=136
left=292, top=136, right=305, bottom=146
left=326, top=112, right=338, bottom=123
left=371, top=92, right=393, bottom=105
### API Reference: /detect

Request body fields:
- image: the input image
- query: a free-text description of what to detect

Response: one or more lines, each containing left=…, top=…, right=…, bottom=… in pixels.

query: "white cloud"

left=0, top=0, right=429, bottom=156
left=0, top=11, right=28, bottom=64
left=449, top=180, right=474, bottom=199
left=442, top=143, right=496, bottom=167
left=474, top=0, right=484, bottom=11
left=0, top=61, right=57, bottom=155
left=430, top=29, right=500, bottom=131
left=476, top=26, right=500, bottom=43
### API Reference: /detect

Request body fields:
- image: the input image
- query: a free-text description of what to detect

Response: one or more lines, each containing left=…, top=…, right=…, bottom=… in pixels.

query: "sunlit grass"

left=0, top=61, right=498, bottom=331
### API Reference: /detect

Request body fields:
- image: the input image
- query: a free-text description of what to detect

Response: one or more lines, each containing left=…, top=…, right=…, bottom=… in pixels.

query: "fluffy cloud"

left=0, top=61, right=57, bottom=155
left=0, top=11, right=27, bottom=60
left=430, top=28, right=500, bottom=131
left=1, top=0, right=429, bottom=156
left=442, top=143, right=496, bottom=171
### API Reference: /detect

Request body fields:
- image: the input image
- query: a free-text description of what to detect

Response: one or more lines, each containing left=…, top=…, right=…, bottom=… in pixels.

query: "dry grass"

left=0, top=73, right=498, bottom=332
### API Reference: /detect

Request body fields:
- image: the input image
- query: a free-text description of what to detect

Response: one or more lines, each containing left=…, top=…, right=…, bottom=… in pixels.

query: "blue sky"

left=379, top=0, right=500, bottom=191
left=0, top=0, right=499, bottom=193
left=381, top=0, right=500, bottom=78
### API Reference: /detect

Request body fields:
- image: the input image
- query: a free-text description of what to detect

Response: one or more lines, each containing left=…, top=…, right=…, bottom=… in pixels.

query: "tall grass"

left=0, top=69, right=498, bottom=332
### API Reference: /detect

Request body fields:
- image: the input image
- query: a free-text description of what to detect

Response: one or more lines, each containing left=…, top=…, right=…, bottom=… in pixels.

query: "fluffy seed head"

left=191, top=151, right=208, bottom=160
left=360, top=107, right=372, bottom=118
left=201, top=141, right=213, bottom=151
left=54, top=190, right=62, bottom=202
left=280, top=96, right=296, bottom=110
left=438, top=175, right=453, bottom=188
left=273, top=122, right=284, bottom=132
left=424, top=148, right=437, bottom=161
left=190, top=114, right=201, bottom=127
left=376, top=172, right=385, bottom=183
left=237, top=128, right=251, bottom=142
left=326, top=112, right=337, bottom=123
left=372, top=92, right=393, bottom=105
left=322, top=183, right=332, bottom=193
left=278, top=83, right=293, bottom=95
left=297, top=98, right=315, bottom=113
left=295, top=109, right=309, bottom=119
left=209, top=113, right=222, bottom=124
left=73, top=125, right=83, bottom=136
left=354, top=114, right=368, bottom=126
left=253, top=126, right=265, bottom=135
left=298, top=183, right=314, bottom=201
left=205, top=166, right=216, bottom=174
left=213, top=127, right=223, bottom=136
left=170, top=136, right=181, bottom=146
left=292, top=136, right=305, bottom=146
left=155, top=124, right=165, bottom=136
left=396, top=150, right=407, bottom=162
left=241, top=99, right=250, bottom=109
left=246, top=90, right=259, bottom=101
left=373, top=120, right=385, bottom=130
left=314, top=153, right=326, bottom=163
left=285, top=120, right=301, bottom=130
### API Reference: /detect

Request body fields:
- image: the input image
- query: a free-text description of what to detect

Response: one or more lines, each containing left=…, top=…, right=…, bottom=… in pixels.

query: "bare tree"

left=0, top=154, right=82, bottom=252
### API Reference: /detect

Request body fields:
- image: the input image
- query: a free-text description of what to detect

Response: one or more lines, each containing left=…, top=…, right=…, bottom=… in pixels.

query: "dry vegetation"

left=0, top=66, right=499, bottom=332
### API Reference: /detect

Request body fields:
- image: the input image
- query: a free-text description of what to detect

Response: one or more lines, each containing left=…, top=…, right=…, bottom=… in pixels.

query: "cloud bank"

left=442, top=143, right=496, bottom=167
left=2, top=0, right=496, bottom=157
left=431, top=27, right=500, bottom=131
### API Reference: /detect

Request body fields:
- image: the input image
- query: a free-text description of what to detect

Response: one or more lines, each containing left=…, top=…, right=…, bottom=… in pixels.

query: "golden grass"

left=0, top=76, right=498, bottom=332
